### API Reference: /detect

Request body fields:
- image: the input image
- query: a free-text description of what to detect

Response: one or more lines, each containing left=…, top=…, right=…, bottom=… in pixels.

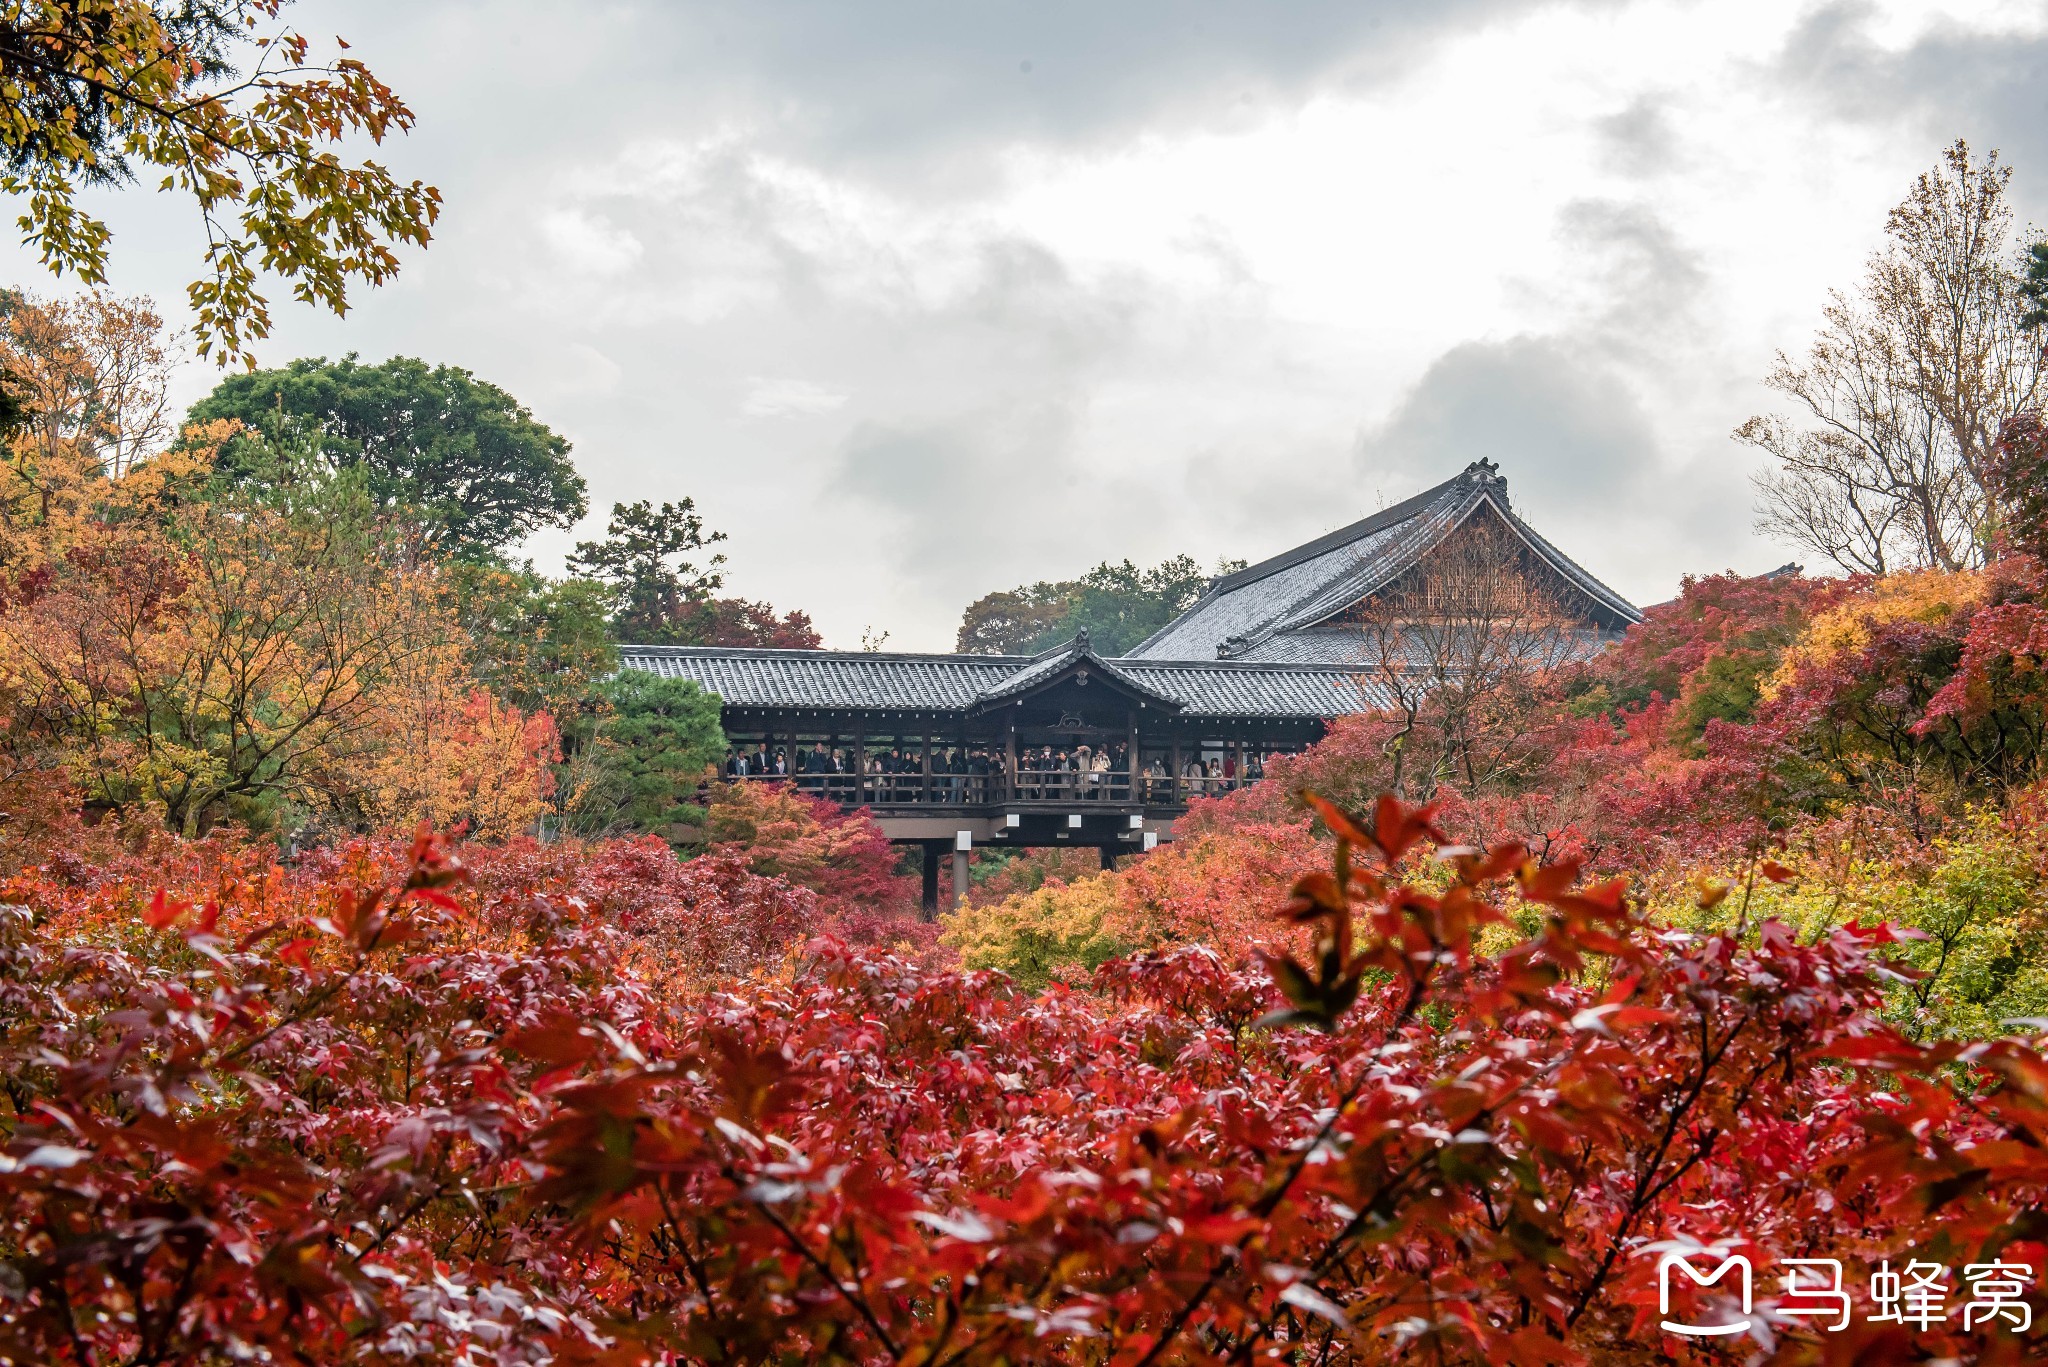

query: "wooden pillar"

left=922, top=727, right=933, bottom=805
left=951, top=842, right=970, bottom=912
left=1126, top=707, right=1139, bottom=803
left=853, top=719, right=865, bottom=807
left=921, top=843, right=941, bottom=919
left=1169, top=734, right=1182, bottom=804
left=1234, top=737, right=1246, bottom=792
left=1099, top=845, right=1116, bottom=871
left=1004, top=722, right=1018, bottom=803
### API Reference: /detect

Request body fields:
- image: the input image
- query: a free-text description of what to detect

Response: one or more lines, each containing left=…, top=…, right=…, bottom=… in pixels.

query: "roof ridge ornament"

left=1075, top=626, right=1090, bottom=651
left=1459, top=457, right=1509, bottom=508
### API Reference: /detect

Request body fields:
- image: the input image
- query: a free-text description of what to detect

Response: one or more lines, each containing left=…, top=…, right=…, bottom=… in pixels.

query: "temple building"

left=619, top=459, right=1640, bottom=910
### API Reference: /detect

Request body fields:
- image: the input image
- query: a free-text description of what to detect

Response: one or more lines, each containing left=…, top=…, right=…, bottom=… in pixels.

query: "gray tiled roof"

left=619, top=647, right=1023, bottom=710
left=617, top=645, right=1391, bottom=719
left=1232, top=624, right=1623, bottom=667
left=1124, top=461, right=1641, bottom=662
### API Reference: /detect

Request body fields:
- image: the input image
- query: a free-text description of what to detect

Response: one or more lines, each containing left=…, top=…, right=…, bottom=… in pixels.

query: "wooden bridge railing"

left=716, top=769, right=1254, bottom=807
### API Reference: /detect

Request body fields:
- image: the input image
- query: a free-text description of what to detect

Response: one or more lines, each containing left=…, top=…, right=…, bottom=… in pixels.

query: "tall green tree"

left=188, top=355, right=586, bottom=559
left=587, top=672, right=725, bottom=836
left=0, top=1, right=438, bottom=364
left=567, top=497, right=726, bottom=642
left=956, top=554, right=1234, bottom=656
left=2022, top=238, right=2048, bottom=332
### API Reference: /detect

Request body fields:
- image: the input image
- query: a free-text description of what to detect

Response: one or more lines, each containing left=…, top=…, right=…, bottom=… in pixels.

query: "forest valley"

left=2, top=29, right=2048, bottom=1363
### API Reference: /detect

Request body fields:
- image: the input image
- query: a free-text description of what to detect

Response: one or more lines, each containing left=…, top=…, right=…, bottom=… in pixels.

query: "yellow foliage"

left=1763, top=568, right=1987, bottom=699
left=346, top=674, right=559, bottom=841
left=941, top=872, right=1129, bottom=991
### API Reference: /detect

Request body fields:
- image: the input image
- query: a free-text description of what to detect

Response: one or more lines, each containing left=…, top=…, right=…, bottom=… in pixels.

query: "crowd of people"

left=720, top=741, right=1268, bottom=802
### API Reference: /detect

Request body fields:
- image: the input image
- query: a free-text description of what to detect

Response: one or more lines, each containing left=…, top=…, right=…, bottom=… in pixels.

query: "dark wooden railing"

left=717, top=769, right=1254, bottom=808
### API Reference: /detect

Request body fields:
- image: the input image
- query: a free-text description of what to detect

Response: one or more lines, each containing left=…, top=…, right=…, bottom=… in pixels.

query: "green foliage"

left=956, top=554, right=1238, bottom=655
left=2023, top=238, right=2048, bottom=332
left=591, top=671, right=725, bottom=835
left=567, top=498, right=727, bottom=643
left=452, top=564, right=618, bottom=724
left=0, top=2, right=439, bottom=363
left=1670, top=649, right=1771, bottom=753
left=1890, top=817, right=2048, bottom=1040
left=1646, top=811, right=2047, bottom=1043
left=189, top=355, right=585, bottom=558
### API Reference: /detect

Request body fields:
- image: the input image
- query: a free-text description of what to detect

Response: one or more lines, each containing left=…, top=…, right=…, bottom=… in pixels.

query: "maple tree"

left=0, top=287, right=172, bottom=481
left=3, top=798, right=2045, bottom=1363
left=0, top=467, right=458, bottom=834
left=699, top=777, right=921, bottom=928
left=0, top=0, right=439, bottom=363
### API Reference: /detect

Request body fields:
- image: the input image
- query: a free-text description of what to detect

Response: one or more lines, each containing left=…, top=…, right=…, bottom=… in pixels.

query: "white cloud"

left=537, top=208, right=644, bottom=275
left=741, top=376, right=850, bottom=418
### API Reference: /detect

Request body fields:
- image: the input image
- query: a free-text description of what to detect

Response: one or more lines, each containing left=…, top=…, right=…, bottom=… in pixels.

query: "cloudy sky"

left=12, top=0, right=2048, bottom=648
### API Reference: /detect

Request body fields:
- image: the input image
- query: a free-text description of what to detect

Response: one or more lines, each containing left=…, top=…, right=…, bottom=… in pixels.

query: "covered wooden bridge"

left=617, top=460, right=1641, bottom=912
left=618, top=630, right=1384, bottom=908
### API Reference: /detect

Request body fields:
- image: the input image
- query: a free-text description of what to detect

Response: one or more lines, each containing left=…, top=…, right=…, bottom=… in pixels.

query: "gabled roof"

left=616, top=643, right=1391, bottom=719
left=1124, top=460, right=1640, bottom=662
left=968, top=628, right=1184, bottom=714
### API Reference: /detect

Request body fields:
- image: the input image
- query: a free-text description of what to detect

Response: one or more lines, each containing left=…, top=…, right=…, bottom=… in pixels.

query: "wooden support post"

left=922, top=727, right=933, bottom=805
left=1004, top=723, right=1018, bottom=804
left=921, top=844, right=941, bottom=919
left=1099, top=845, right=1116, bottom=872
left=1234, top=737, right=1246, bottom=792
left=853, top=721, right=865, bottom=807
left=1169, top=735, right=1182, bottom=804
left=951, top=834, right=970, bottom=912
left=1127, top=708, right=1140, bottom=804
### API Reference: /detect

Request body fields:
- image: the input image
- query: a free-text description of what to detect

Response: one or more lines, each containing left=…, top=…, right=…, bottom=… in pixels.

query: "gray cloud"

left=1555, top=199, right=1710, bottom=358
left=1593, top=95, right=1680, bottom=180
left=1357, top=336, right=1655, bottom=495
left=1776, top=4, right=2048, bottom=196
left=648, top=0, right=1620, bottom=176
